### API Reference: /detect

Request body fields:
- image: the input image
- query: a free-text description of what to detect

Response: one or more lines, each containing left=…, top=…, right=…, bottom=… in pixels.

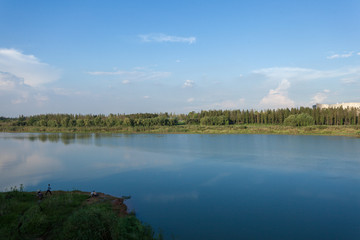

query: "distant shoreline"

left=1, top=124, right=360, bottom=137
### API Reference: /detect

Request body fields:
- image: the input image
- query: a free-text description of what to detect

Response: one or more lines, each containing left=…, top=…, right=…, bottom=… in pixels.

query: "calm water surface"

left=1, top=133, right=360, bottom=239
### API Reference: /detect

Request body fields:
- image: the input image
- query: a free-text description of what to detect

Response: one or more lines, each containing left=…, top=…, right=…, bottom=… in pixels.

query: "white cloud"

left=187, top=97, right=195, bottom=103
left=254, top=67, right=338, bottom=81
left=251, top=66, right=360, bottom=108
left=143, top=95, right=150, bottom=99
left=183, top=79, right=194, bottom=88
left=0, top=71, right=24, bottom=91
left=0, top=71, right=53, bottom=107
left=311, top=90, right=330, bottom=104
left=0, top=71, right=31, bottom=103
left=88, top=69, right=171, bottom=82
left=327, top=52, right=354, bottom=59
left=341, top=77, right=358, bottom=84
left=259, top=79, right=295, bottom=109
left=253, top=66, right=360, bottom=82
left=139, top=33, right=196, bottom=44
left=0, top=48, right=60, bottom=87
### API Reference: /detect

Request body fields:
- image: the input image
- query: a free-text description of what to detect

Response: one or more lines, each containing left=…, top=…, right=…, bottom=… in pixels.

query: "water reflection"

left=144, top=191, right=199, bottom=203
left=1, top=133, right=360, bottom=239
left=1, top=133, right=360, bottom=191
left=13, top=133, right=93, bottom=145
left=0, top=133, right=194, bottom=190
left=0, top=150, right=62, bottom=190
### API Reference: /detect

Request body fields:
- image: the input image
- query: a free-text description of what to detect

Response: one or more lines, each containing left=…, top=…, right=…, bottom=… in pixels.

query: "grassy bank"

left=1, top=124, right=360, bottom=137
left=0, top=188, right=161, bottom=240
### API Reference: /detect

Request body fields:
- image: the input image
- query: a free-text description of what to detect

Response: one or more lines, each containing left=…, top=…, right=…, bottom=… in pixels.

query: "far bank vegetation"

left=1, top=107, right=360, bottom=136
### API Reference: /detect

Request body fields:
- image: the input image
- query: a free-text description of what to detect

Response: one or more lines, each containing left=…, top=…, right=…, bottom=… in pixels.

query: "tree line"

left=2, top=106, right=360, bottom=128
left=184, top=107, right=360, bottom=126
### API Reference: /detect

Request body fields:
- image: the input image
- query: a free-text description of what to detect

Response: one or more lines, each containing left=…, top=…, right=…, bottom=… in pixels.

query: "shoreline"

left=1, top=124, right=360, bottom=137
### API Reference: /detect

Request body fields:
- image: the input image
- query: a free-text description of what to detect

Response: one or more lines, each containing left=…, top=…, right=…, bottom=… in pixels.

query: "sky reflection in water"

left=1, top=133, right=360, bottom=239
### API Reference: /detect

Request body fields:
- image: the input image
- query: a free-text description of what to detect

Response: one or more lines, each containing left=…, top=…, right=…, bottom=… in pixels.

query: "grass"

left=1, top=124, right=360, bottom=137
left=0, top=188, right=161, bottom=240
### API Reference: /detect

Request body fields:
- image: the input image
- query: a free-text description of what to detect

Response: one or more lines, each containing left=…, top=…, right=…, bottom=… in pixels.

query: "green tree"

left=284, top=113, right=314, bottom=126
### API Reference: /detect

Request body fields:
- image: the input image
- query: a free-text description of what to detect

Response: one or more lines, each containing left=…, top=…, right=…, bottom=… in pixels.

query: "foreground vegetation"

left=0, top=187, right=161, bottom=240
left=1, top=107, right=360, bottom=136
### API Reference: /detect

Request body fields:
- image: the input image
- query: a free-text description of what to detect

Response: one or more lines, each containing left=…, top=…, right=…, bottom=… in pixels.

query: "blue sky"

left=1, top=0, right=360, bottom=116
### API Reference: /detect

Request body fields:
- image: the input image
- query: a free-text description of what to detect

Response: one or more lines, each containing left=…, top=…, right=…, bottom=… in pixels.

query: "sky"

left=0, top=0, right=360, bottom=116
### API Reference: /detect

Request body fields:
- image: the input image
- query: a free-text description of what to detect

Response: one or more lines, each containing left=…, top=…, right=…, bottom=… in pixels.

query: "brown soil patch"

left=83, top=192, right=128, bottom=216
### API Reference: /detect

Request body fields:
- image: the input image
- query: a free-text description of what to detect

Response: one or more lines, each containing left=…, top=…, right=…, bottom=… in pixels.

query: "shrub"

left=61, top=204, right=157, bottom=240
left=284, top=113, right=314, bottom=126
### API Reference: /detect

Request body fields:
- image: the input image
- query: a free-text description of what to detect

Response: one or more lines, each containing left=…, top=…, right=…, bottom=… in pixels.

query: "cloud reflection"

left=144, top=191, right=199, bottom=203
left=0, top=133, right=194, bottom=190
left=1, top=133, right=360, bottom=193
left=0, top=152, right=62, bottom=190
left=201, top=172, right=232, bottom=186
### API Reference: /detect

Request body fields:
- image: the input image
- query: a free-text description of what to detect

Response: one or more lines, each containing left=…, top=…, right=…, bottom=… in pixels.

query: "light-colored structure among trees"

left=313, top=102, right=360, bottom=110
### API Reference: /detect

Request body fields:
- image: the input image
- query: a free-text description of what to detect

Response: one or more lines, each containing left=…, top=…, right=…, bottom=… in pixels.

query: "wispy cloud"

left=183, top=79, right=194, bottom=88
left=259, top=79, right=295, bottom=109
left=52, top=87, right=86, bottom=96
left=327, top=52, right=354, bottom=59
left=139, top=33, right=196, bottom=44
left=88, top=69, right=171, bottom=82
left=0, top=48, right=61, bottom=87
left=253, top=66, right=360, bottom=82
left=193, top=98, right=245, bottom=111
left=341, top=77, right=358, bottom=84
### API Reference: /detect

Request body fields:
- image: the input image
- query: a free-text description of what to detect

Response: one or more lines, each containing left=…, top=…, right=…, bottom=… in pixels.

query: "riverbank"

left=0, top=189, right=161, bottom=240
left=1, top=124, right=360, bottom=137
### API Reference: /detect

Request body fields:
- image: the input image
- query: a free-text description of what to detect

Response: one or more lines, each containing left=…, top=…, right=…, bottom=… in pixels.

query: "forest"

left=1, top=106, right=360, bottom=128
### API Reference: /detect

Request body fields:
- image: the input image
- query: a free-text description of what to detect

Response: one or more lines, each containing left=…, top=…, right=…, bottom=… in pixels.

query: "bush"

left=61, top=204, right=158, bottom=240
left=200, top=116, right=229, bottom=125
left=284, top=113, right=314, bottom=127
